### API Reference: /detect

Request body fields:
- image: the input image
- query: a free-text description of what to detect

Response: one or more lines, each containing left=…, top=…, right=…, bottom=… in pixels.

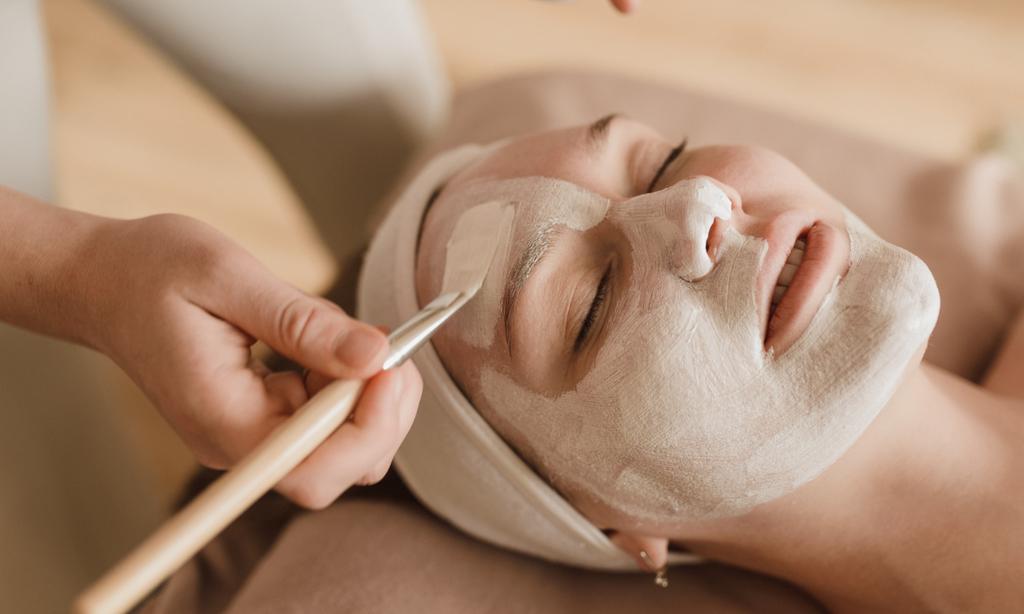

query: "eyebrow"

left=586, top=113, right=620, bottom=152
left=502, top=222, right=564, bottom=360
left=500, top=115, right=618, bottom=359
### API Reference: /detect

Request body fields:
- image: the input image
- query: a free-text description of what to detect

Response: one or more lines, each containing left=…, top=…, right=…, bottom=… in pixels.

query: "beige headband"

left=357, top=144, right=701, bottom=570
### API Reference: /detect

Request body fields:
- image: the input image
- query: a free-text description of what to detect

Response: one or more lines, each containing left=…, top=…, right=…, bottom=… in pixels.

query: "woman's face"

left=416, top=117, right=938, bottom=532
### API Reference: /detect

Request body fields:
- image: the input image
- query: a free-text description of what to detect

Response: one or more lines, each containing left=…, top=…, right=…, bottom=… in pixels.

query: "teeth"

left=772, top=284, right=788, bottom=304
left=777, top=262, right=799, bottom=286
left=787, top=239, right=806, bottom=263
left=769, top=239, right=806, bottom=317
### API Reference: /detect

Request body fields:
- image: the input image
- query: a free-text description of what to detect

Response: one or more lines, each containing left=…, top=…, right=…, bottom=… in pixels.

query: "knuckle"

left=363, top=462, right=392, bottom=486
left=170, top=407, right=236, bottom=470
left=288, top=481, right=336, bottom=510
left=192, top=445, right=232, bottom=470
left=187, top=401, right=263, bottom=470
left=274, top=298, right=322, bottom=354
left=153, top=215, right=222, bottom=266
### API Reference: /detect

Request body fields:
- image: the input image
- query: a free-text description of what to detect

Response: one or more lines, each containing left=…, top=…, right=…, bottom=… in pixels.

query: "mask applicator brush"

left=75, top=200, right=513, bottom=614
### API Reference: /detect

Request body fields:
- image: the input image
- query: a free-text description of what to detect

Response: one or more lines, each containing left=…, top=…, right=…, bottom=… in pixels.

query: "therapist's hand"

left=610, top=0, right=639, bottom=13
left=74, top=213, right=421, bottom=508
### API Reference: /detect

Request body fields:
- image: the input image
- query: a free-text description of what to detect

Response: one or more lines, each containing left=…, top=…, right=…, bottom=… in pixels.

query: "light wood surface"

left=420, top=0, right=1024, bottom=162
left=42, top=0, right=340, bottom=507
left=44, top=0, right=337, bottom=294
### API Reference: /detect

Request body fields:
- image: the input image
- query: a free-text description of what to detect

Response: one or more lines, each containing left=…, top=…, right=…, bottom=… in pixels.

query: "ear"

left=607, top=530, right=670, bottom=570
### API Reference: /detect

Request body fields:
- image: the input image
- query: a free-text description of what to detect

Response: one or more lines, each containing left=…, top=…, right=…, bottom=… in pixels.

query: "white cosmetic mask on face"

left=439, top=175, right=940, bottom=525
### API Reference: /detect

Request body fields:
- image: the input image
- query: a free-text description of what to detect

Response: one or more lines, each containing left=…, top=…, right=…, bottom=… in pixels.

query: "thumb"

left=267, top=293, right=387, bottom=379
left=214, top=264, right=388, bottom=379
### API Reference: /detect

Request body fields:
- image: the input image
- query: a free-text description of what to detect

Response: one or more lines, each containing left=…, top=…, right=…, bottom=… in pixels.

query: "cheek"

left=678, top=147, right=844, bottom=221
left=475, top=204, right=939, bottom=526
left=432, top=327, right=491, bottom=386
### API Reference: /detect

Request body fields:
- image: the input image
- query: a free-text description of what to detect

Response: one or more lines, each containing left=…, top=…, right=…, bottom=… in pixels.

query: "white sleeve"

left=0, top=0, right=52, bottom=200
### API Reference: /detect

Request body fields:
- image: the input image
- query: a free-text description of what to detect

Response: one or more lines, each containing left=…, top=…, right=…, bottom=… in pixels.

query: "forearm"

left=0, top=183, right=106, bottom=346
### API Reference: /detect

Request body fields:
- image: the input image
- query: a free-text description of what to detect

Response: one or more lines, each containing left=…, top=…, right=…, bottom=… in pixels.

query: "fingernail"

left=337, top=327, right=385, bottom=369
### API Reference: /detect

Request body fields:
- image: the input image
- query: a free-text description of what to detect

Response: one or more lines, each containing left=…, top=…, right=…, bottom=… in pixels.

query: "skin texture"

left=415, top=118, right=1024, bottom=612
left=0, top=183, right=421, bottom=509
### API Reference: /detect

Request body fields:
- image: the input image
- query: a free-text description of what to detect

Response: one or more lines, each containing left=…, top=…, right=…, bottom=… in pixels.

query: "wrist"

left=58, top=214, right=132, bottom=352
left=0, top=184, right=111, bottom=345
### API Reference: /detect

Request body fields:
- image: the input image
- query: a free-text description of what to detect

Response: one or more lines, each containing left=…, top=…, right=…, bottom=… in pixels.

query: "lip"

left=758, top=222, right=850, bottom=355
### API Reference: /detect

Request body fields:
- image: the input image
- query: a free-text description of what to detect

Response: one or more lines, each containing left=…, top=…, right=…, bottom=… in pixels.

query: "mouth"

left=761, top=223, right=850, bottom=355
left=769, top=238, right=806, bottom=320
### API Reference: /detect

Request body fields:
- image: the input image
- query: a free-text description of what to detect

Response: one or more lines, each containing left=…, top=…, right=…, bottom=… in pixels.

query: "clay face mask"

left=444, top=178, right=610, bottom=348
left=440, top=175, right=940, bottom=525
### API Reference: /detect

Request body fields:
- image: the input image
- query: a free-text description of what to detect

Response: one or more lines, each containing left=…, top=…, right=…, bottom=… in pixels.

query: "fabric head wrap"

left=357, top=144, right=700, bottom=570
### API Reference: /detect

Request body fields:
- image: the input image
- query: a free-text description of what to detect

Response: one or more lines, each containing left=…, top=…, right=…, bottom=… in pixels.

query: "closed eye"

left=574, top=262, right=612, bottom=353
left=646, top=139, right=687, bottom=193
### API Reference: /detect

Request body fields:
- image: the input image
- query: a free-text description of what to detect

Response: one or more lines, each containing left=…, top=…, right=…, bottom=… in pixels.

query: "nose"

left=704, top=179, right=741, bottom=262
left=666, top=177, right=739, bottom=281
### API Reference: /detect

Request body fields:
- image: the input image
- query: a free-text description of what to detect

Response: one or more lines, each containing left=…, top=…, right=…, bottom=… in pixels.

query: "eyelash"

left=571, top=139, right=685, bottom=354
left=574, top=263, right=612, bottom=353
left=646, top=139, right=688, bottom=193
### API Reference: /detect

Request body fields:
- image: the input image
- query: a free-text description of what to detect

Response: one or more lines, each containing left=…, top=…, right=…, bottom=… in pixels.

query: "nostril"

left=668, top=176, right=735, bottom=281
left=706, top=216, right=730, bottom=263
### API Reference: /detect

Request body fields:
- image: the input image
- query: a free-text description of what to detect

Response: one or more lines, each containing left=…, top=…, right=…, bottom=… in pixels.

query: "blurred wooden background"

left=420, top=0, right=1024, bottom=162
left=42, top=0, right=1023, bottom=531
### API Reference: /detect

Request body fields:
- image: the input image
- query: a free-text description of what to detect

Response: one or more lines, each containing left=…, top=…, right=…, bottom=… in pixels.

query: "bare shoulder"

left=982, top=311, right=1024, bottom=399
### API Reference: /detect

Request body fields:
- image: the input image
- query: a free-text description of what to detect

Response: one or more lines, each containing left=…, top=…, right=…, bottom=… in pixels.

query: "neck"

left=677, top=362, right=1024, bottom=613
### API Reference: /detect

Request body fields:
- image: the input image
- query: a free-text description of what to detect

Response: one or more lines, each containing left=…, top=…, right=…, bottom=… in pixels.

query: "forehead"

left=418, top=128, right=577, bottom=291
left=446, top=126, right=589, bottom=195
left=423, top=118, right=662, bottom=256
